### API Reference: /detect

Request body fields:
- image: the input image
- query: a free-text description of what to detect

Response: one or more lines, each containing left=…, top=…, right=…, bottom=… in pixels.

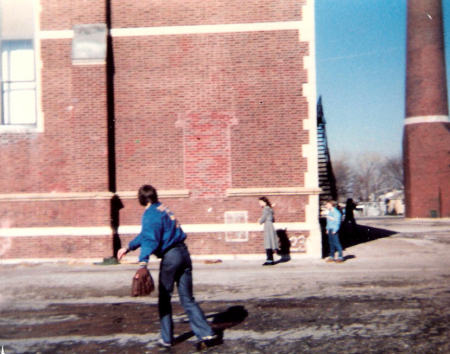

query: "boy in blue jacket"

left=325, top=200, right=344, bottom=263
left=118, top=185, right=217, bottom=348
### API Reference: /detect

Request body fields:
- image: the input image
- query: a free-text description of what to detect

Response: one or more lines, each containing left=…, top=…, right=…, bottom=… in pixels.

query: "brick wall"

left=0, top=40, right=110, bottom=224
left=120, top=230, right=310, bottom=258
left=40, top=0, right=106, bottom=31
left=0, top=0, right=319, bottom=260
left=119, top=195, right=308, bottom=226
left=0, top=199, right=110, bottom=228
left=113, top=30, right=309, bottom=193
left=111, top=0, right=304, bottom=27
left=0, top=235, right=112, bottom=259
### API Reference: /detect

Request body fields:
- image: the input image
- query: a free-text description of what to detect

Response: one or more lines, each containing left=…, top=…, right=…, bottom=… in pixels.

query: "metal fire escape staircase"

left=317, top=96, right=337, bottom=205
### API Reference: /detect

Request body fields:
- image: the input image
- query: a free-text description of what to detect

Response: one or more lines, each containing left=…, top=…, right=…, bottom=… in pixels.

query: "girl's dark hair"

left=138, top=184, right=159, bottom=206
left=259, top=196, right=272, bottom=208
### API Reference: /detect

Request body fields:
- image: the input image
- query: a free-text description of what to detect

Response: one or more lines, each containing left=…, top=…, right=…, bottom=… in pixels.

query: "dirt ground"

left=0, top=217, right=449, bottom=353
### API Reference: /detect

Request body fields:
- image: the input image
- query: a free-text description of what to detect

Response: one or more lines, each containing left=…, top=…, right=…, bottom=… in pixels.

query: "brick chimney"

left=404, top=0, right=450, bottom=217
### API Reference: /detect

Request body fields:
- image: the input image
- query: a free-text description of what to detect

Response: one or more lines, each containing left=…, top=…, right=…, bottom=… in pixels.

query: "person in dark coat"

left=258, top=196, right=278, bottom=266
left=344, top=198, right=357, bottom=225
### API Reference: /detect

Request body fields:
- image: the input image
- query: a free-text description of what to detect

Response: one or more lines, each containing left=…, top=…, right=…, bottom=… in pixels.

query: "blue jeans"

left=158, top=243, right=214, bottom=343
left=327, top=230, right=343, bottom=259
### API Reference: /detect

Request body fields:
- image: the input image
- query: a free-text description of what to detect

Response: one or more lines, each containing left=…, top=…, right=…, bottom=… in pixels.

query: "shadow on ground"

left=320, top=218, right=397, bottom=258
left=173, top=305, right=248, bottom=346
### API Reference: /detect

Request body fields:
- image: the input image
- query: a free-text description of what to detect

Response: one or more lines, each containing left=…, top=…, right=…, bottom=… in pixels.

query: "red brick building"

left=0, top=0, right=321, bottom=261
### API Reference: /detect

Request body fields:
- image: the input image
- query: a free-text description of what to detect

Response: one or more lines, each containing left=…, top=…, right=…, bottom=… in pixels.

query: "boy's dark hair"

left=138, top=184, right=159, bottom=206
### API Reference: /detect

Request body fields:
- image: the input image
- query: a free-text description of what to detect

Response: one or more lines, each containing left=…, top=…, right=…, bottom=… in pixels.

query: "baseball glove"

left=131, top=267, right=155, bottom=296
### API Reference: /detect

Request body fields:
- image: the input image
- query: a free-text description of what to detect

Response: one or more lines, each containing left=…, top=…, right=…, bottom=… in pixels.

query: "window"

left=0, top=0, right=38, bottom=127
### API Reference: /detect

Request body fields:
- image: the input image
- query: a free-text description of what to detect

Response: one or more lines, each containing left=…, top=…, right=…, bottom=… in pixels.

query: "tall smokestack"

left=404, top=0, right=450, bottom=218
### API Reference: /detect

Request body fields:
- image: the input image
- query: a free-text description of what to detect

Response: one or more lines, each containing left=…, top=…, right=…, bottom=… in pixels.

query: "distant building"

left=0, top=0, right=321, bottom=260
left=382, top=190, right=405, bottom=216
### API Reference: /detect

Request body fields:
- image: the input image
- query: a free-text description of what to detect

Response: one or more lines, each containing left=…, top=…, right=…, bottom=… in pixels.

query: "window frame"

left=0, top=0, right=43, bottom=133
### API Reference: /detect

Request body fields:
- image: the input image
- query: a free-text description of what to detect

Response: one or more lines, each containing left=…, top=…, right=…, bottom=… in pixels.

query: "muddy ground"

left=0, top=218, right=449, bottom=353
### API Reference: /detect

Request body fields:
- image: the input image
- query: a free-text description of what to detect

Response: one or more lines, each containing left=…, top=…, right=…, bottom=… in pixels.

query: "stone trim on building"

left=404, top=115, right=449, bottom=125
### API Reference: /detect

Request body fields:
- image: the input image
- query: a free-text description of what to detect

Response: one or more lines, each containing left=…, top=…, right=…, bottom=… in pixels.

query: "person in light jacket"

left=324, top=199, right=344, bottom=263
left=258, top=196, right=278, bottom=266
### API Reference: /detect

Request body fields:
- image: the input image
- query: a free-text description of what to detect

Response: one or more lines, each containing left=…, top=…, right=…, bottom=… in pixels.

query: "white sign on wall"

left=72, top=24, right=106, bottom=64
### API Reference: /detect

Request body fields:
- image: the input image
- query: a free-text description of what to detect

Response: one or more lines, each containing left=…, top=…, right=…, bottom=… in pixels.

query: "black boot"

left=262, top=249, right=275, bottom=266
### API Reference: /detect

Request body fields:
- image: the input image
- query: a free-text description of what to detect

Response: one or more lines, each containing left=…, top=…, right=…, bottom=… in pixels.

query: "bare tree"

left=383, top=156, right=404, bottom=190
left=332, top=153, right=404, bottom=203
left=332, top=158, right=353, bottom=200
left=353, top=154, right=392, bottom=201
left=333, top=153, right=403, bottom=201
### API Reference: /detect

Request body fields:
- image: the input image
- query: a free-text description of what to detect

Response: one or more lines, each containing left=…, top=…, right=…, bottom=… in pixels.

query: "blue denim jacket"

left=326, top=207, right=342, bottom=233
left=128, top=202, right=186, bottom=262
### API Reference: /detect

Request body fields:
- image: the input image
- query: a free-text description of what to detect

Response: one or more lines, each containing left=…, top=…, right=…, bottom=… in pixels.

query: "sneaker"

left=325, top=257, right=335, bottom=263
left=157, top=339, right=171, bottom=348
left=196, top=334, right=221, bottom=350
left=201, top=334, right=219, bottom=341
left=262, top=261, right=275, bottom=266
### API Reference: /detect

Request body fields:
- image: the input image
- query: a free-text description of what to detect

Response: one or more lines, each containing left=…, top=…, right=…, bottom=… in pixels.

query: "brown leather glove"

left=131, top=267, right=154, bottom=296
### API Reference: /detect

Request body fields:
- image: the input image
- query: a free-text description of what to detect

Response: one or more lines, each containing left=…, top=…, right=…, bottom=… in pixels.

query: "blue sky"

left=315, top=0, right=449, bottom=159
